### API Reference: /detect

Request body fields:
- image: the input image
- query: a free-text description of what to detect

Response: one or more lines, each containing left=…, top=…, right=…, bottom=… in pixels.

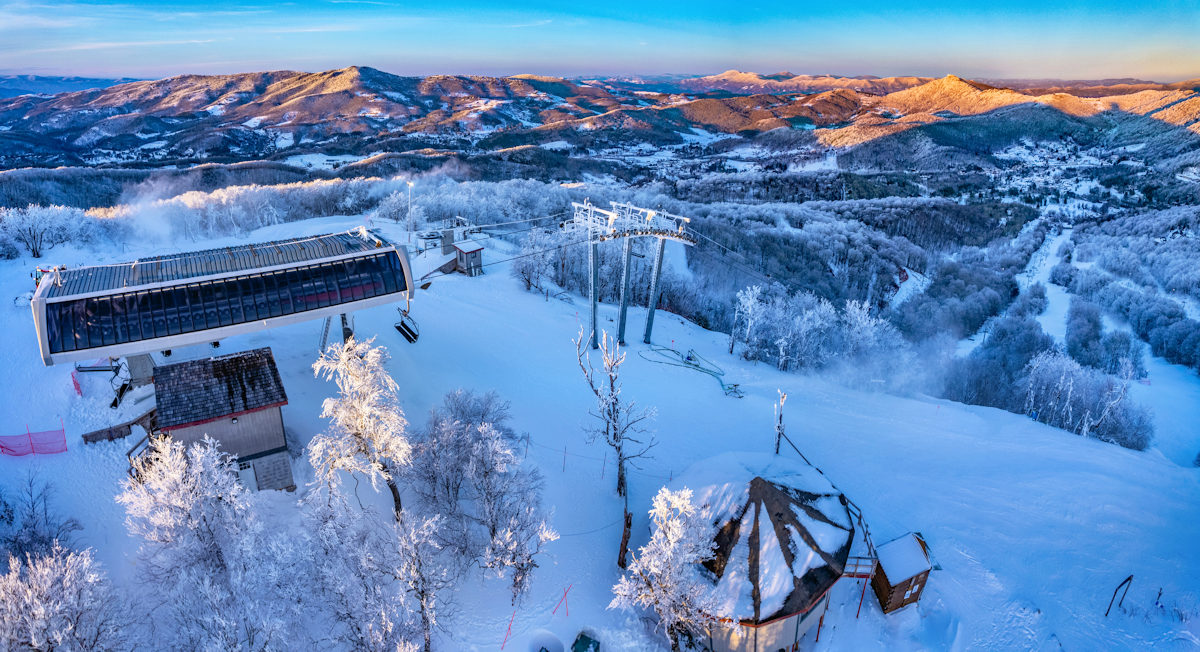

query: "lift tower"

left=570, top=201, right=696, bottom=349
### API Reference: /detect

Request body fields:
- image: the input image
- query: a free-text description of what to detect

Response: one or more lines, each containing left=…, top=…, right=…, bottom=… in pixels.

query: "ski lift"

left=394, top=306, right=419, bottom=343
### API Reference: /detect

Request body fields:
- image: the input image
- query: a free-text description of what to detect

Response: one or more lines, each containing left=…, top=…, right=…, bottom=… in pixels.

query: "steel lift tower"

left=571, top=200, right=696, bottom=349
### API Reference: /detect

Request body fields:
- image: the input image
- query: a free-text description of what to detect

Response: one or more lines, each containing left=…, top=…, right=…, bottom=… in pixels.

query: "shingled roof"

left=154, top=347, right=288, bottom=429
left=677, top=453, right=855, bottom=625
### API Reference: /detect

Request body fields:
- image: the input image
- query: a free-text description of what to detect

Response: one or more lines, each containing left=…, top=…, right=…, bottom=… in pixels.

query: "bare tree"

left=574, top=328, right=655, bottom=568
left=312, top=337, right=413, bottom=520
left=0, top=475, right=81, bottom=559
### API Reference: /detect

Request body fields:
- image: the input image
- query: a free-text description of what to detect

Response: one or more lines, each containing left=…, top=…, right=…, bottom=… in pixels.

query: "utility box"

left=126, top=353, right=155, bottom=387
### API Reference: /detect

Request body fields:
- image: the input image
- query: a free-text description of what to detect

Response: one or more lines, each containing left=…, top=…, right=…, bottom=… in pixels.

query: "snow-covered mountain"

left=1, top=68, right=1198, bottom=168
left=663, top=70, right=936, bottom=95
left=0, top=75, right=137, bottom=99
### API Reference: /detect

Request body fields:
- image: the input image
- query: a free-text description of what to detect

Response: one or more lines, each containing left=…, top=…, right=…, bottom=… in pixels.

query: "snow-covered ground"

left=282, top=152, right=377, bottom=170
left=1027, top=228, right=1074, bottom=341
left=2, top=215, right=1198, bottom=650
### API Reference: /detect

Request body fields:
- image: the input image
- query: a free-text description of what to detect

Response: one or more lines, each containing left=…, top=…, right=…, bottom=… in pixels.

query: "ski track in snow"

left=0, top=215, right=1197, bottom=650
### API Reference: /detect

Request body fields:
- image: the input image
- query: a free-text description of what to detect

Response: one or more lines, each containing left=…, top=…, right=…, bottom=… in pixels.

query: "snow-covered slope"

left=1, top=216, right=1197, bottom=650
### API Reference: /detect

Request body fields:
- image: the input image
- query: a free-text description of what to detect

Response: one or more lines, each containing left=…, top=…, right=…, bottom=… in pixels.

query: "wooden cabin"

left=872, top=533, right=932, bottom=613
left=153, top=347, right=295, bottom=491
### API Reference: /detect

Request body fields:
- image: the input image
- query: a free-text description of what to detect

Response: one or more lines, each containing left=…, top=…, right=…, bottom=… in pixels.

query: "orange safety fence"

left=0, top=422, right=68, bottom=456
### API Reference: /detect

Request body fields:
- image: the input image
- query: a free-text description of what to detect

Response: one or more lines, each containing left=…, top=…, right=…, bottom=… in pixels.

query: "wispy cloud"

left=12, top=38, right=221, bottom=56
left=0, top=8, right=83, bottom=30
left=262, top=24, right=361, bottom=34
left=506, top=19, right=553, bottom=28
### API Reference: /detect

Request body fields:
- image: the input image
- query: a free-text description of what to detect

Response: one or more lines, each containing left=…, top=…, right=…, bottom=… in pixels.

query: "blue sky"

left=1, top=0, right=1197, bottom=80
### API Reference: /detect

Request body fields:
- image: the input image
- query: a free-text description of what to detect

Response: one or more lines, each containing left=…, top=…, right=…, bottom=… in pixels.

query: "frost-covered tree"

left=575, top=328, right=656, bottom=567
left=511, top=228, right=556, bottom=292
left=302, top=483, right=420, bottom=652
left=729, top=285, right=764, bottom=357
left=374, top=190, right=409, bottom=223
left=0, top=544, right=132, bottom=651
left=1022, top=351, right=1153, bottom=450
left=119, top=436, right=248, bottom=586
left=389, top=515, right=451, bottom=652
left=408, top=390, right=557, bottom=604
left=774, top=292, right=838, bottom=371
left=1066, top=298, right=1104, bottom=368
left=610, top=487, right=718, bottom=651
left=0, top=205, right=84, bottom=257
left=312, top=337, right=413, bottom=519
left=119, top=436, right=309, bottom=650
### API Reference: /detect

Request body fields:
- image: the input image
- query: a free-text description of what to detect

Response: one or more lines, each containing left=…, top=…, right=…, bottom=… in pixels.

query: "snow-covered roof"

left=42, top=228, right=391, bottom=299
left=676, top=452, right=854, bottom=624
left=876, top=533, right=931, bottom=584
left=453, top=241, right=484, bottom=254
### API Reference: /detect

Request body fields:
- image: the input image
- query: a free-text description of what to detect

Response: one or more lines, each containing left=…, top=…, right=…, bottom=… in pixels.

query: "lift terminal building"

left=29, top=228, right=413, bottom=366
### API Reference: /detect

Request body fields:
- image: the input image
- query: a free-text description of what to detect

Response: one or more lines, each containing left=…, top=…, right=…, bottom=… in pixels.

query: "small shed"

left=453, top=241, right=484, bottom=277
left=153, top=347, right=295, bottom=491
left=871, top=532, right=931, bottom=613
left=677, top=453, right=855, bottom=652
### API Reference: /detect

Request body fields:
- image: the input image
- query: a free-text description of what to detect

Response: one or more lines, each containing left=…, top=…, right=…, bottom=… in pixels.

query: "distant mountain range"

left=608, top=70, right=1200, bottom=97
left=0, top=75, right=139, bottom=99
left=1, top=67, right=1198, bottom=168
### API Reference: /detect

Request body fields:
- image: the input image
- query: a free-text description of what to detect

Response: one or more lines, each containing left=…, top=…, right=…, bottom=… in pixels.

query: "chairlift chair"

left=394, top=307, right=419, bottom=343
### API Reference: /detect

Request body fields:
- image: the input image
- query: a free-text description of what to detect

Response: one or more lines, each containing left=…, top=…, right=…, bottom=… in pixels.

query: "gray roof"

left=44, top=229, right=391, bottom=299
left=154, top=347, right=288, bottom=429
left=703, top=476, right=854, bottom=623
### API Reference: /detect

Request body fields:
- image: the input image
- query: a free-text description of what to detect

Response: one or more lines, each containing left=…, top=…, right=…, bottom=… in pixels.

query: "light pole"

left=406, top=181, right=414, bottom=243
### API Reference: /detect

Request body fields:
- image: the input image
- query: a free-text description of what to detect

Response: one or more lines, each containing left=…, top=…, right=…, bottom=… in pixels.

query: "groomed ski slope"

left=1, top=215, right=1198, bottom=651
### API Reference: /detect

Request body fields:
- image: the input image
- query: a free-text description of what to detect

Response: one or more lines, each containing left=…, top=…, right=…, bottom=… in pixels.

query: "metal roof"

left=43, top=228, right=391, bottom=300
left=154, top=347, right=288, bottom=429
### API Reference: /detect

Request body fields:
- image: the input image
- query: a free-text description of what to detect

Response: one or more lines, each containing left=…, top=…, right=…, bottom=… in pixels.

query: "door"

left=237, top=460, right=258, bottom=491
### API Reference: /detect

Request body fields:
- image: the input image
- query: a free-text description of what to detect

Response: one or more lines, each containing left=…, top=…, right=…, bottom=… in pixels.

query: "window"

left=185, top=284, right=206, bottom=331
left=904, top=579, right=921, bottom=601
left=251, top=274, right=271, bottom=320
left=122, top=293, right=142, bottom=342
left=45, top=253, right=408, bottom=353
left=110, top=294, right=128, bottom=344
left=238, top=277, right=258, bottom=321
left=274, top=271, right=295, bottom=314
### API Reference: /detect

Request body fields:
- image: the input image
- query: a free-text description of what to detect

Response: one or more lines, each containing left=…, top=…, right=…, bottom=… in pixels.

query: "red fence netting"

left=0, top=424, right=68, bottom=457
